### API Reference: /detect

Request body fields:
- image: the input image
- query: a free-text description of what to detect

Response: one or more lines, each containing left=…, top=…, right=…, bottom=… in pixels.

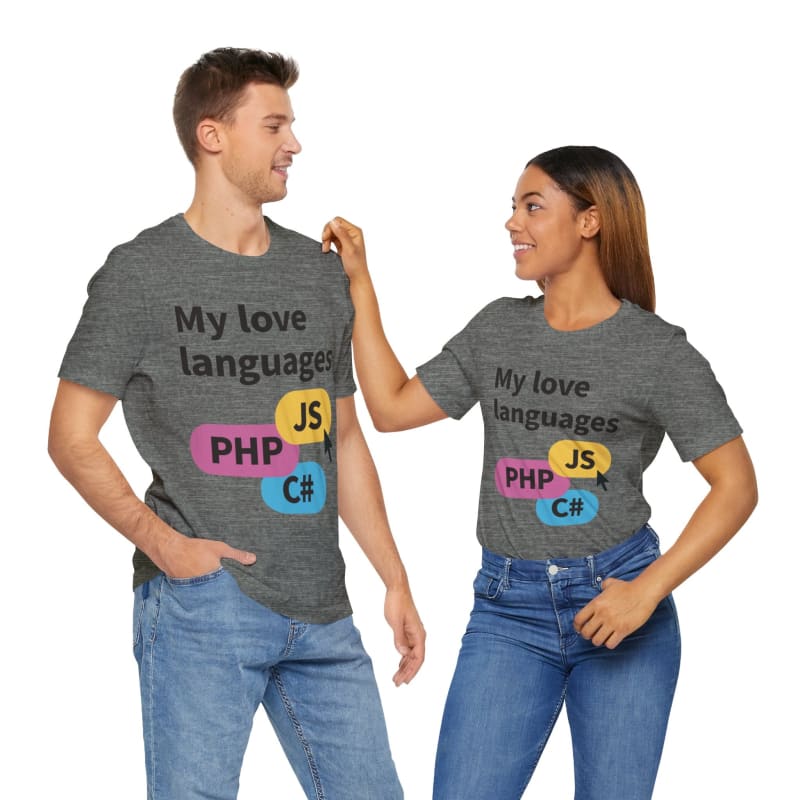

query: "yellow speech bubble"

left=275, top=389, right=332, bottom=444
left=549, top=440, right=611, bottom=478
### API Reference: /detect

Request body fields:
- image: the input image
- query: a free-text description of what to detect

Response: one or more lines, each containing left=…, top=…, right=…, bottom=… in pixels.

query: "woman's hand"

left=576, top=436, right=757, bottom=650
left=321, top=217, right=370, bottom=282
left=320, top=216, right=448, bottom=432
left=573, top=577, right=660, bottom=650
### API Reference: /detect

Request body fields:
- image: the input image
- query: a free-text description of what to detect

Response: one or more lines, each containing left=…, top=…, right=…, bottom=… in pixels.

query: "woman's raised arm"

left=322, top=217, right=446, bottom=432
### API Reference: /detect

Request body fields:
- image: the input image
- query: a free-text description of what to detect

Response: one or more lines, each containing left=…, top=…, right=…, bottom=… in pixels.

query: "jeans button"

left=547, top=565, right=559, bottom=576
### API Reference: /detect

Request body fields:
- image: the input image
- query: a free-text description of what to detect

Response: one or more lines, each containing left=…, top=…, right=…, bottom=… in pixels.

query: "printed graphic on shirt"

left=495, top=458, right=570, bottom=499
left=189, top=390, right=331, bottom=515
left=549, top=440, right=611, bottom=479
left=190, top=424, right=300, bottom=477
left=177, top=302, right=334, bottom=515
left=275, top=389, right=332, bottom=444
left=175, top=303, right=334, bottom=385
left=491, top=367, right=616, bottom=527
left=261, top=462, right=327, bottom=514
left=495, top=441, right=610, bottom=526
left=536, top=490, right=599, bottom=525
left=492, top=367, right=620, bottom=437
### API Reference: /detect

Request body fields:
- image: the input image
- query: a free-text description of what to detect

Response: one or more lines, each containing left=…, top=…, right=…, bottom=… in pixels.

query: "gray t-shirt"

left=417, top=296, right=742, bottom=559
left=59, top=214, right=356, bottom=623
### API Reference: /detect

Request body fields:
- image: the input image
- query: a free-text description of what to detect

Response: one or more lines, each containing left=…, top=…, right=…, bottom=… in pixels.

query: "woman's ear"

left=580, top=205, right=601, bottom=239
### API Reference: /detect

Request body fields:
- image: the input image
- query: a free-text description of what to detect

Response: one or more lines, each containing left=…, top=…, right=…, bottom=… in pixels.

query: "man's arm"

left=48, top=379, right=256, bottom=578
left=336, top=395, right=426, bottom=685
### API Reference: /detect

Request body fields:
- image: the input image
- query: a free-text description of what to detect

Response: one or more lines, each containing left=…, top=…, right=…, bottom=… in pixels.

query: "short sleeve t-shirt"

left=59, top=214, right=356, bottom=623
left=417, top=296, right=742, bottom=559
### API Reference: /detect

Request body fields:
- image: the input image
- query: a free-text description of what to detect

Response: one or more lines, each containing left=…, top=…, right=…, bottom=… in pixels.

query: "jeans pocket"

left=165, top=566, right=225, bottom=587
left=132, top=584, right=146, bottom=649
left=473, top=567, right=505, bottom=600
left=606, top=548, right=660, bottom=584
left=133, top=577, right=164, bottom=658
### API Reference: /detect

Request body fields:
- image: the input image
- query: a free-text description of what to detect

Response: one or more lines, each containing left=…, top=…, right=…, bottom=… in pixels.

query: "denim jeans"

left=433, top=525, right=680, bottom=800
left=132, top=567, right=402, bottom=799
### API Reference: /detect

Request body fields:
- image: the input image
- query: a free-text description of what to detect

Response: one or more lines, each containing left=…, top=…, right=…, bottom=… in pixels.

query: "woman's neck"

left=541, top=271, right=621, bottom=332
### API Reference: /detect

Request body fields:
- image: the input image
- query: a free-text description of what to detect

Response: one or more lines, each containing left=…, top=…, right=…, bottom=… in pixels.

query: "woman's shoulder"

left=472, top=295, right=540, bottom=320
left=439, top=296, right=534, bottom=346
left=620, top=299, right=687, bottom=342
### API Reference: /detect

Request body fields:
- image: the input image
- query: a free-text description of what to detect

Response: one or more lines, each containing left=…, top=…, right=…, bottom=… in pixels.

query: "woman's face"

left=505, top=165, right=590, bottom=282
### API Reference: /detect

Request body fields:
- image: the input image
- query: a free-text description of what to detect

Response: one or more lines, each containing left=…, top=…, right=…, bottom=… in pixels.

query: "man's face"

left=218, top=82, right=301, bottom=204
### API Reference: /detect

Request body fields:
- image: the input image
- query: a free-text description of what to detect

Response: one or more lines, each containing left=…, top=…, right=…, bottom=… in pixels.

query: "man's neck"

left=184, top=180, right=271, bottom=257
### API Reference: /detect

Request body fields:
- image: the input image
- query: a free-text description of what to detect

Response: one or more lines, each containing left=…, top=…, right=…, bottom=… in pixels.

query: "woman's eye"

left=527, top=203, right=541, bottom=212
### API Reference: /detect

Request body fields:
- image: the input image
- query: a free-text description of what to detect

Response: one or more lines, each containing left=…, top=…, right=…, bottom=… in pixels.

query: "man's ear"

left=580, top=205, right=601, bottom=239
left=195, top=118, right=224, bottom=157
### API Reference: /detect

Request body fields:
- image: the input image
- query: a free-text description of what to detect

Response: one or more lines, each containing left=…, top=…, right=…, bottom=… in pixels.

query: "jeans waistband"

left=481, top=524, right=659, bottom=583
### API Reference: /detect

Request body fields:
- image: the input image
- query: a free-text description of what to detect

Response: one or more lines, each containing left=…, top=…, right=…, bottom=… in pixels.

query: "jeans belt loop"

left=587, top=554, right=598, bottom=585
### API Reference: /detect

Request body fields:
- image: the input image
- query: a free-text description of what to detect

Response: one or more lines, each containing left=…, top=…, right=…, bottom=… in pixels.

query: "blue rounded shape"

left=261, top=461, right=327, bottom=515
left=536, top=490, right=599, bottom=526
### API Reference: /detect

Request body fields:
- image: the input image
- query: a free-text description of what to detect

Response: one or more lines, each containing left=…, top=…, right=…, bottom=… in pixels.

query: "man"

left=48, top=47, right=423, bottom=799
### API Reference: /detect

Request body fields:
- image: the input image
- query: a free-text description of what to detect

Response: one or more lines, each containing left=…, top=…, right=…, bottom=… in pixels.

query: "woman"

left=322, top=146, right=757, bottom=799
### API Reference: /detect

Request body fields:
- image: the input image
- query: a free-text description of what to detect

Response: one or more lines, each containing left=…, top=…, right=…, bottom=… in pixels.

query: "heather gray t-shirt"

left=59, top=214, right=356, bottom=623
left=417, top=296, right=742, bottom=559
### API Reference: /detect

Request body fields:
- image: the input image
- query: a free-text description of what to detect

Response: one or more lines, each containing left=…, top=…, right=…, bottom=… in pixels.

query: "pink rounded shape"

left=190, top=423, right=299, bottom=477
left=495, top=458, right=570, bottom=499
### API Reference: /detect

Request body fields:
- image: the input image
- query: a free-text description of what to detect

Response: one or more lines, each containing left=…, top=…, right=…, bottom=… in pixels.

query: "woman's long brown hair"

left=527, top=146, right=656, bottom=312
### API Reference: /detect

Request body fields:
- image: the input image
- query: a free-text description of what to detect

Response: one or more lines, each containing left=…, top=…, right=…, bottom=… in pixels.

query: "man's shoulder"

left=266, top=218, right=339, bottom=264
left=106, top=215, right=182, bottom=263
left=266, top=217, right=309, bottom=242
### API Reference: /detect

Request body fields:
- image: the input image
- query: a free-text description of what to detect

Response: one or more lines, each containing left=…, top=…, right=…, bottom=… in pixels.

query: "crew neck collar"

left=528, top=295, right=631, bottom=335
left=173, top=213, right=277, bottom=259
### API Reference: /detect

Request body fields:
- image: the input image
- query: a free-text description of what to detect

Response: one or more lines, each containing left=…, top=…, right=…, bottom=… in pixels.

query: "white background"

left=2, top=0, right=797, bottom=796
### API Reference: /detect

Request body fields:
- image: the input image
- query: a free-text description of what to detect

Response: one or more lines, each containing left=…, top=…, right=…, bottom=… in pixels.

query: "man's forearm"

left=336, top=395, right=426, bottom=683
left=336, top=400, right=408, bottom=590
left=49, top=421, right=175, bottom=562
left=48, top=379, right=182, bottom=568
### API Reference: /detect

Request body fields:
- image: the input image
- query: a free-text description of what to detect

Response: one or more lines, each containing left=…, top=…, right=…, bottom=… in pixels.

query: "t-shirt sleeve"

left=332, top=273, right=357, bottom=398
left=58, top=253, right=148, bottom=399
left=416, top=320, right=479, bottom=420
left=647, top=329, right=743, bottom=462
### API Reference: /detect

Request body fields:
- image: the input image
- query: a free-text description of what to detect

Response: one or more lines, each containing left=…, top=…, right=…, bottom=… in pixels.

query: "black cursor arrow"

left=323, top=430, right=332, bottom=461
left=596, top=471, right=609, bottom=491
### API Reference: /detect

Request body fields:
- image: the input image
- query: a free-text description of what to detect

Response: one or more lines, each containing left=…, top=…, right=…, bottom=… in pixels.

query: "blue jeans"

left=132, top=567, right=402, bottom=799
left=433, top=525, right=680, bottom=800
